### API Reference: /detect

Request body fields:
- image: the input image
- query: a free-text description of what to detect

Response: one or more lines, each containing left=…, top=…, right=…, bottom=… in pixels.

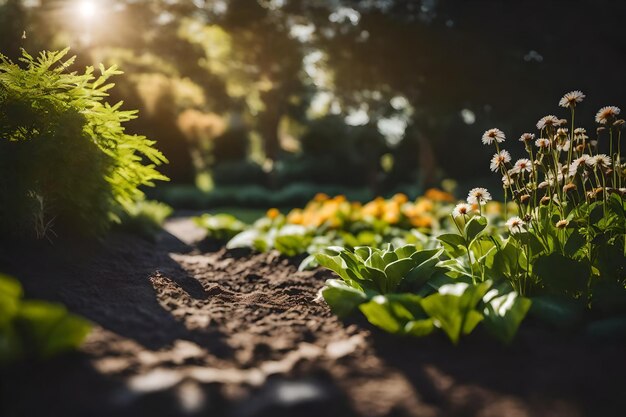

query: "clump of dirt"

left=1, top=217, right=624, bottom=417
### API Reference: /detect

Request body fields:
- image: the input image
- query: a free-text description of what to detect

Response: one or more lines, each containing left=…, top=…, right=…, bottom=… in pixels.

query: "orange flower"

left=266, top=208, right=280, bottom=219
left=286, top=209, right=303, bottom=225
left=392, top=193, right=409, bottom=204
left=313, top=193, right=329, bottom=202
left=410, top=215, right=433, bottom=228
left=414, top=199, right=434, bottom=214
left=424, top=188, right=455, bottom=203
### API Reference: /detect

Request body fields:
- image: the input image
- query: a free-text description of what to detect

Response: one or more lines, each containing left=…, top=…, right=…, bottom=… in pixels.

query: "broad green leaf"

left=322, top=280, right=368, bottom=317
left=355, top=246, right=372, bottom=262
left=465, top=216, right=488, bottom=242
left=359, top=296, right=403, bottom=333
left=361, top=266, right=388, bottom=293
left=534, top=253, right=590, bottom=293
left=564, top=229, right=586, bottom=258
left=16, top=301, right=91, bottom=358
left=490, top=240, right=523, bottom=279
left=366, top=251, right=386, bottom=271
left=437, top=233, right=467, bottom=257
left=381, top=248, right=398, bottom=264
left=275, top=234, right=310, bottom=257
left=420, top=282, right=490, bottom=344
left=410, top=248, right=443, bottom=265
left=404, top=319, right=435, bottom=337
left=394, top=244, right=418, bottom=259
left=482, top=290, right=531, bottom=343
left=384, top=258, right=416, bottom=290
left=315, top=253, right=352, bottom=283
left=385, top=293, right=427, bottom=319
left=0, top=275, right=22, bottom=328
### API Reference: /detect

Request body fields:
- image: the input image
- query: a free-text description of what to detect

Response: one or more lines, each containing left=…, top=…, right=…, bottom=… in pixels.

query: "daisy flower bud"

left=482, top=128, right=506, bottom=145
left=558, top=90, right=585, bottom=108
left=467, top=187, right=492, bottom=206
left=556, top=140, right=571, bottom=152
left=556, top=128, right=569, bottom=138
left=563, top=183, right=577, bottom=193
left=574, top=128, right=588, bottom=141
left=555, top=219, right=569, bottom=229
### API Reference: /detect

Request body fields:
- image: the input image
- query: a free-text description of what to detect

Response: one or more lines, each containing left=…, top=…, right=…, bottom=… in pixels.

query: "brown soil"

left=1, top=217, right=624, bottom=417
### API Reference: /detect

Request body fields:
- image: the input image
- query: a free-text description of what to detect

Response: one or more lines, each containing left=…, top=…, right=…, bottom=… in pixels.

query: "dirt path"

left=1, top=217, right=624, bottom=417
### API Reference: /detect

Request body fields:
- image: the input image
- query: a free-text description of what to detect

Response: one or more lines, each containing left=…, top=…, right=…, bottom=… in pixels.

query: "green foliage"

left=195, top=213, right=248, bottom=241
left=316, top=245, right=531, bottom=344
left=315, top=244, right=442, bottom=294
left=0, top=49, right=168, bottom=239
left=0, top=274, right=91, bottom=364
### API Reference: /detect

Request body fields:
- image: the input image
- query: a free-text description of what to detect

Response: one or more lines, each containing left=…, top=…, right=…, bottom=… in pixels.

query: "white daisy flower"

left=569, top=154, right=590, bottom=175
left=519, top=133, right=535, bottom=143
left=506, top=216, right=526, bottom=234
left=467, top=187, right=492, bottom=206
left=595, top=106, right=621, bottom=124
left=535, top=138, right=551, bottom=149
left=588, top=154, right=612, bottom=168
left=482, top=128, right=506, bottom=145
left=452, top=203, right=473, bottom=218
left=513, top=158, right=532, bottom=174
left=490, top=150, right=511, bottom=172
left=536, top=115, right=560, bottom=130
left=559, top=90, right=585, bottom=108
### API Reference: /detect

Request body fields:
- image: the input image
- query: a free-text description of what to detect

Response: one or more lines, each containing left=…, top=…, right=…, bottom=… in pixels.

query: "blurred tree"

left=2, top=0, right=625, bottom=190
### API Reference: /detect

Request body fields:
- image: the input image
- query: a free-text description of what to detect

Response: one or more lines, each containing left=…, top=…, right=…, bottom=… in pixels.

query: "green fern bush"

left=0, top=49, right=168, bottom=239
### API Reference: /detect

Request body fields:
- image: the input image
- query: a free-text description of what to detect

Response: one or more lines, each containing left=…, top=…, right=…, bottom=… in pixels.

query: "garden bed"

left=1, top=217, right=624, bottom=417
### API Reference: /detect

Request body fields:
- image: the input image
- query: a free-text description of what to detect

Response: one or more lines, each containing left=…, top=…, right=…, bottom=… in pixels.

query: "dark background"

left=1, top=0, right=624, bottom=203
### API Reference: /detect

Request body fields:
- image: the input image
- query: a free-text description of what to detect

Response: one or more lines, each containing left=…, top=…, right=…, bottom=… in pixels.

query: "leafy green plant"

left=194, top=213, right=248, bottom=241
left=0, top=49, right=168, bottom=239
left=468, top=92, right=625, bottom=307
left=0, top=274, right=91, bottom=364
left=316, top=244, right=531, bottom=344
